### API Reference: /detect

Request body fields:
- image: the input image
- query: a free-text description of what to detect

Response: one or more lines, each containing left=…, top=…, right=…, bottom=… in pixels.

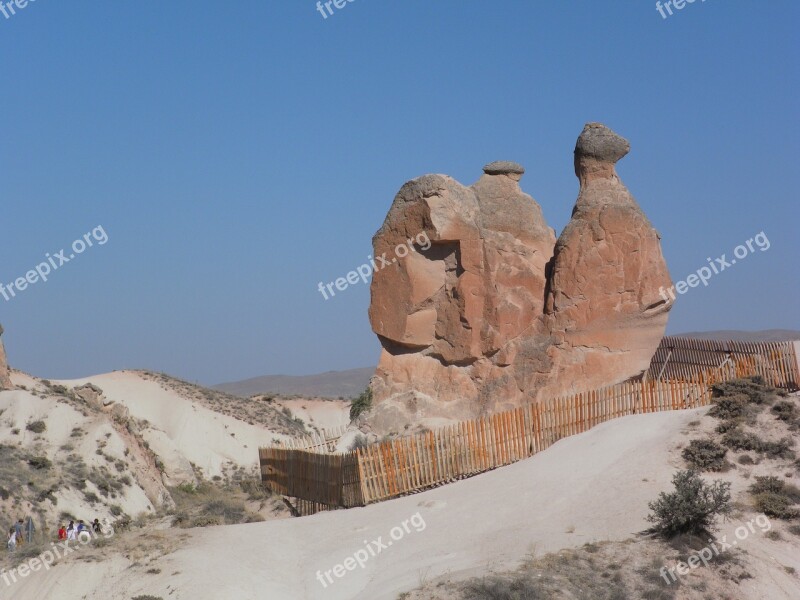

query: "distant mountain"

left=675, top=329, right=800, bottom=342
left=213, top=367, right=374, bottom=399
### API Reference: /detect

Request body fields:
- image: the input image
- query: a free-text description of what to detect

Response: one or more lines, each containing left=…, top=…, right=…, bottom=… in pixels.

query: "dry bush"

left=708, top=394, right=751, bottom=421
left=749, top=475, right=800, bottom=499
left=721, top=429, right=795, bottom=459
left=771, top=400, right=796, bottom=422
left=749, top=476, right=800, bottom=519
left=463, top=548, right=631, bottom=600
left=168, top=481, right=264, bottom=528
left=752, top=493, right=799, bottom=520
left=682, top=439, right=728, bottom=472
left=647, top=471, right=731, bottom=537
left=26, top=420, right=47, bottom=434
left=721, top=429, right=762, bottom=452
left=711, top=377, right=783, bottom=405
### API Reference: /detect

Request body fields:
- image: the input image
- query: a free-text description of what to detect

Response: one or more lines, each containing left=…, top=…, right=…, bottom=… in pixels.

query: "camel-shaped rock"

left=366, top=123, right=672, bottom=433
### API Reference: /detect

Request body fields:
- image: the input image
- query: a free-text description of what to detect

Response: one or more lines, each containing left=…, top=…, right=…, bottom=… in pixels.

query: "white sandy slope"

left=1, top=369, right=298, bottom=525
left=0, top=376, right=154, bottom=520
left=56, top=371, right=293, bottom=480
left=14, top=406, right=799, bottom=600
left=273, top=397, right=350, bottom=433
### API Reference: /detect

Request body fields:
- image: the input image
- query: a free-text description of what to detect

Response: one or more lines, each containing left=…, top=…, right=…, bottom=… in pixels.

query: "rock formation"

left=74, top=383, right=107, bottom=410
left=366, top=123, right=672, bottom=433
left=0, top=324, right=12, bottom=390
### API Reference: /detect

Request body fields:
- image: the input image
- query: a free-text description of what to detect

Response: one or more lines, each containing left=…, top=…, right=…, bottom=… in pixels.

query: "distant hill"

left=213, top=329, right=800, bottom=399
left=674, top=329, right=800, bottom=342
left=213, top=367, right=374, bottom=399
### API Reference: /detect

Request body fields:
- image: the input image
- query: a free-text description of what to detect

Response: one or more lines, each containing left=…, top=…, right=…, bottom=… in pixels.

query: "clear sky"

left=1, top=1, right=798, bottom=384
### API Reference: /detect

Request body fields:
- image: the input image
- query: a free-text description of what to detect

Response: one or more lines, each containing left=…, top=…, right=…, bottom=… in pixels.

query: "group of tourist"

left=57, top=519, right=102, bottom=542
left=7, top=517, right=103, bottom=551
left=6, top=517, right=34, bottom=552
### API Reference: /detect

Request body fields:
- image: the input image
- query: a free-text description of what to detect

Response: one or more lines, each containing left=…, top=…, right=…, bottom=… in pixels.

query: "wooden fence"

left=355, top=376, right=710, bottom=503
left=260, top=338, right=799, bottom=513
left=258, top=446, right=363, bottom=508
left=273, top=424, right=347, bottom=452
left=648, top=337, right=799, bottom=389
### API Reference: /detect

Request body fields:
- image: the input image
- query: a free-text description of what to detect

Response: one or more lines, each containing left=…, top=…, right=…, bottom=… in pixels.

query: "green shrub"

left=36, top=488, right=57, bottom=503
left=177, top=482, right=197, bottom=494
left=715, top=419, right=742, bottom=434
left=752, top=493, right=799, bottom=519
left=349, top=387, right=373, bottom=420
left=26, top=420, right=47, bottom=434
left=711, top=377, right=777, bottom=405
left=173, top=512, right=221, bottom=528
left=721, top=429, right=761, bottom=452
left=26, top=456, right=52, bottom=470
left=722, top=429, right=795, bottom=459
left=708, top=394, right=750, bottom=421
left=771, top=401, right=796, bottom=422
left=203, top=498, right=247, bottom=523
left=749, top=476, right=800, bottom=502
left=464, top=575, right=545, bottom=599
left=681, top=439, right=728, bottom=472
left=647, top=470, right=731, bottom=537
left=749, top=476, right=784, bottom=494
left=239, top=479, right=269, bottom=501
left=749, top=476, right=800, bottom=519
left=761, top=438, right=795, bottom=460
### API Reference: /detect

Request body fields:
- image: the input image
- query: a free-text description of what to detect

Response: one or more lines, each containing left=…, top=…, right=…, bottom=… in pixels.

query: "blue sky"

left=1, top=1, right=798, bottom=384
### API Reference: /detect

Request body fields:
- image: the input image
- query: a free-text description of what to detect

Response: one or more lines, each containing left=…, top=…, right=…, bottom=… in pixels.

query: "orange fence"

left=354, top=376, right=710, bottom=503
left=259, top=338, right=799, bottom=512
left=648, top=338, right=799, bottom=389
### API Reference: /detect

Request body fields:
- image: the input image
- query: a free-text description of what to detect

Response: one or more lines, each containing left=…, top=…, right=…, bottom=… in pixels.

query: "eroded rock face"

left=0, top=325, right=12, bottom=391
left=366, top=124, right=672, bottom=434
left=540, top=123, right=672, bottom=397
left=74, top=383, right=106, bottom=410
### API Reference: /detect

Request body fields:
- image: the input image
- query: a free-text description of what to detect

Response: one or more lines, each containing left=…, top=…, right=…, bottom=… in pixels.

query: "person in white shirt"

left=67, top=521, right=77, bottom=541
left=7, top=528, right=17, bottom=552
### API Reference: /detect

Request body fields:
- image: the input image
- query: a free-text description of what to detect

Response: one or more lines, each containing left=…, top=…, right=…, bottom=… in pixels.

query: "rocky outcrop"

left=366, top=123, right=672, bottom=434
left=0, top=324, right=12, bottom=390
left=74, top=383, right=106, bottom=410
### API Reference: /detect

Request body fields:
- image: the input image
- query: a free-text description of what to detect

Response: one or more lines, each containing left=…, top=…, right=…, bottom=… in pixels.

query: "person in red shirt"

left=57, top=525, right=67, bottom=541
